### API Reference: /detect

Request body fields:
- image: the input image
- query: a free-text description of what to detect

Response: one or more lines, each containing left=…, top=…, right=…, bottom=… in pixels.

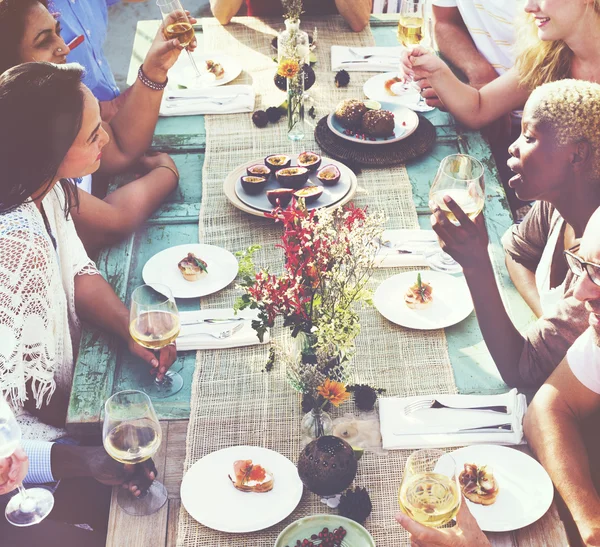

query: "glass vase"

left=287, top=73, right=305, bottom=141
left=301, top=408, right=333, bottom=443
left=277, top=19, right=310, bottom=64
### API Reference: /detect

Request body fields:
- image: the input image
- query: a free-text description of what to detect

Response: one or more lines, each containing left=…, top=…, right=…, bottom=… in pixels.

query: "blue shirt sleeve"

left=21, top=441, right=55, bottom=484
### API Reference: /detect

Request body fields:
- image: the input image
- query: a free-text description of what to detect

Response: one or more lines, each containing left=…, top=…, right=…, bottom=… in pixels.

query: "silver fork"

left=404, top=399, right=508, bottom=415
left=180, top=322, right=244, bottom=340
left=348, top=47, right=400, bottom=60
left=164, top=95, right=241, bottom=107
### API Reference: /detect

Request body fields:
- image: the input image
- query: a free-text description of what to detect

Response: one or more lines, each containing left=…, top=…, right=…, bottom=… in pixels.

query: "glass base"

left=426, top=251, right=463, bottom=274
left=5, top=488, right=54, bottom=527
left=117, top=480, right=168, bottom=516
left=143, top=370, right=184, bottom=399
left=287, top=133, right=305, bottom=141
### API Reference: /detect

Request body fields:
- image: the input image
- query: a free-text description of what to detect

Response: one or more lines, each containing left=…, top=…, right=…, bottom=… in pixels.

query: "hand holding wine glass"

left=0, top=447, right=28, bottom=496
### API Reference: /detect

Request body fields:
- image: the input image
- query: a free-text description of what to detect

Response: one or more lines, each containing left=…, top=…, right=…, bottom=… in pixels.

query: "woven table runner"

left=177, top=16, right=457, bottom=546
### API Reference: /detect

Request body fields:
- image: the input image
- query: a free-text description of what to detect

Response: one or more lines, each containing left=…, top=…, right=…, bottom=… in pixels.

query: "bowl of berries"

left=274, top=514, right=375, bottom=547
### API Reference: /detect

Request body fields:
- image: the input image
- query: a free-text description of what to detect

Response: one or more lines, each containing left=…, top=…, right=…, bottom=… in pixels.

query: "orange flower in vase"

left=278, top=58, right=300, bottom=79
left=317, top=379, right=350, bottom=407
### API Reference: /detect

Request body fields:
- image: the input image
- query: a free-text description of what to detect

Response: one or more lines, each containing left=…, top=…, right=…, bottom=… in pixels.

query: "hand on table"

left=138, top=151, right=179, bottom=179
left=0, top=447, right=28, bottom=495
left=128, top=338, right=177, bottom=382
left=430, top=196, right=489, bottom=272
left=395, top=501, right=491, bottom=547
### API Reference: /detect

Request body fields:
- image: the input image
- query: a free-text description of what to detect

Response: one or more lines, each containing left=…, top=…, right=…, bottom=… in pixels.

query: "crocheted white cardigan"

left=0, top=185, right=99, bottom=441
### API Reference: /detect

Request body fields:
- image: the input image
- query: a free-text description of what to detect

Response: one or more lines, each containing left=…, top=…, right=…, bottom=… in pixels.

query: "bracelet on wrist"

left=155, top=164, right=180, bottom=182
left=137, top=65, right=168, bottom=91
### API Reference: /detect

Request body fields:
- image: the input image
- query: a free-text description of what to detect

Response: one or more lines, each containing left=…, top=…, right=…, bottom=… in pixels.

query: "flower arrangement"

left=236, top=200, right=385, bottom=411
left=282, top=0, right=303, bottom=22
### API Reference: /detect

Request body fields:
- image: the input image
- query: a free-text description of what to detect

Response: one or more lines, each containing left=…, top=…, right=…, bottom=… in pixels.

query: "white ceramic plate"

left=180, top=445, right=303, bottom=533
left=168, top=52, right=242, bottom=89
left=373, top=271, right=473, bottom=330
left=363, top=72, right=435, bottom=113
left=142, top=244, right=238, bottom=299
left=448, top=445, right=554, bottom=532
left=327, top=105, right=419, bottom=145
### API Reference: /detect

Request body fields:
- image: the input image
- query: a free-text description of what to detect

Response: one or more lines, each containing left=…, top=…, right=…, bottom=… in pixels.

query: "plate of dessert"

left=327, top=99, right=419, bottom=145
left=275, top=514, right=375, bottom=547
left=168, top=52, right=242, bottom=89
left=373, top=271, right=473, bottom=330
left=363, top=72, right=436, bottom=112
left=447, top=445, right=554, bottom=532
left=142, top=243, right=238, bottom=299
left=224, top=152, right=357, bottom=217
left=180, top=445, right=303, bottom=533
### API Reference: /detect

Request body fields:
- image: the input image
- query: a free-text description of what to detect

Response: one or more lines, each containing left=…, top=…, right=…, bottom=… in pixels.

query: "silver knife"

left=394, top=423, right=513, bottom=435
left=166, top=94, right=240, bottom=101
left=180, top=316, right=248, bottom=326
left=340, top=60, right=393, bottom=64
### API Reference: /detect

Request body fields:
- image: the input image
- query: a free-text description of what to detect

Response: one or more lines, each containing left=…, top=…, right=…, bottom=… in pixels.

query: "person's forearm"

left=51, top=444, right=93, bottom=480
left=210, top=0, right=244, bottom=24
left=335, top=0, right=371, bottom=32
left=463, top=259, right=527, bottom=386
left=505, top=256, right=543, bottom=318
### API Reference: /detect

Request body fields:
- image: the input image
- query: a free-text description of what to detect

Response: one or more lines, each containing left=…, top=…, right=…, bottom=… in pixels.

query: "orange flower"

left=317, top=378, right=350, bottom=407
left=278, top=59, right=300, bottom=79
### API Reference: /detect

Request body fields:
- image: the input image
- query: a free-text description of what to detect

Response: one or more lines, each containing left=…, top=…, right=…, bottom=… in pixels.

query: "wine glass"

left=156, top=0, right=201, bottom=80
left=1, top=399, right=55, bottom=526
left=102, top=390, right=166, bottom=516
left=398, top=449, right=460, bottom=528
left=427, top=154, right=485, bottom=273
left=130, top=284, right=182, bottom=398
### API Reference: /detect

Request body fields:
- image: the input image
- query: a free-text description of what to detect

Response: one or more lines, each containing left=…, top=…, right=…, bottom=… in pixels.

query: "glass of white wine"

left=130, top=284, right=182, bottom=398
left=398, top=449, right=460, bottom=528
left=156, top=0, right=201, bottom=78
left=103, top=390, right=166, bottom=516
left=1, top=399, right=55, bottom=527
left=427, top=154, right=485, bottom=273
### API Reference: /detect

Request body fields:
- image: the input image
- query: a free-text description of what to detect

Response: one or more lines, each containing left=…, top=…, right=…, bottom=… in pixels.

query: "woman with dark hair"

left=0, top=0, right=197, bottom=254
left=0, top=61, right=176, bottom=441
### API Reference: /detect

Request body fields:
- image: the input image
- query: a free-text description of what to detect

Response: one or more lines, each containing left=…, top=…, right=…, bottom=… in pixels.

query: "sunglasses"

left=564, top=246, right=600, bottom=287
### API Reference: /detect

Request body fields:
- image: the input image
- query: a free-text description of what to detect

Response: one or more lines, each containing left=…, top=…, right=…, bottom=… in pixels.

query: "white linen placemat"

left=379, top=389, right=527, bottom=449
left=331, top=46, right=403, bottom=72
left=159, top=85, right=255, bottom=117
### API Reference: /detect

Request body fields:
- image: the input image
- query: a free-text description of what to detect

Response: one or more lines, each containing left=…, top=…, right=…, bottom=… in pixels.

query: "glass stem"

left=17, top=484, right=28, bottom=500
left=187, top=50, right=202, bottom=77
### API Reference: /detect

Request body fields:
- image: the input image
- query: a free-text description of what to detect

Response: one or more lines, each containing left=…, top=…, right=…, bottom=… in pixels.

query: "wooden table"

left=69, top=14, right=567, bottom=547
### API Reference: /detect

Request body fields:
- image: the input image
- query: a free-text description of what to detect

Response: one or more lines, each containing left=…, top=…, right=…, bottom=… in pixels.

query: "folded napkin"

left=375, top=229, right=441, bottom=268
left=331, top=46, right=403, bottom=72
left=159, top=85, right=255, bottom=117
left=176, top=308, right=269, bottom=351
left=379, top=389, right=527, bottom=450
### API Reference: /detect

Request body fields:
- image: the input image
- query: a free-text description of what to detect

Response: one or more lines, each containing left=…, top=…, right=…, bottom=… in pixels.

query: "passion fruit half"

left=246, top=164, right=271, bottom=177
left=240, top=175, right=267, bottom=195
left=316, top=164, right=341, bottom=186
left=275, top=166, right=310, bottom=189
left=297, top=151, right=322, bottom=172
left=294, top=185, right=323, bottom=204
left=264, top=154, right=292, bottom=173
left=266, top=188, right=295, bottom=207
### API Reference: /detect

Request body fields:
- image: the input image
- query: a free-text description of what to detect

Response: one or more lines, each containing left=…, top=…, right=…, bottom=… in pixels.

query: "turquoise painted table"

left=66, top=15, right=534, bottom=435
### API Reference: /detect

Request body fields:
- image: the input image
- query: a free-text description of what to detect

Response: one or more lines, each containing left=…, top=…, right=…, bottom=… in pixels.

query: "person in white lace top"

left=0, top=62, right=177, bottom=441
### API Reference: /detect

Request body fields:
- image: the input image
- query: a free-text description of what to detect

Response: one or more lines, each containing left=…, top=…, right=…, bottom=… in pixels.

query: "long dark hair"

left=0, top=62, right=84, bottom=214
left=0, top=0, right=49, bottom=75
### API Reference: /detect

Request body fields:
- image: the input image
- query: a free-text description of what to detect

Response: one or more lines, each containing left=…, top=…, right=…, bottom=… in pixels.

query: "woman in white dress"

left=0, top=62, right=176, bottom=440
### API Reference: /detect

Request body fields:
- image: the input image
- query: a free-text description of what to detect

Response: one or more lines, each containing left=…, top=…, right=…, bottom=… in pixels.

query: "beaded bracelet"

left=155, top=164, right=180, bottom=182
left=137, top=65, right=168, bottom=91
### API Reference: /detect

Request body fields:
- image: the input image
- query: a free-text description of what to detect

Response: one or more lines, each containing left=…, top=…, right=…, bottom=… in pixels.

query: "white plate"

left=373, top=271, right=473, bottom=330
left=168, top=52, right=242, bottom=89
left=180, top=446, right=303, bottom=533
left=448, top=445, right=554, bottom=532
left=142, top=244, right=238, bottom=299
left=327, top=105, right=419, bottom=145
left=363, top=72, right=435, bottom=113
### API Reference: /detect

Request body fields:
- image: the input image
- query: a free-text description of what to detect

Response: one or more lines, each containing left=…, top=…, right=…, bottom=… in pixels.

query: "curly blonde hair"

left=515, top=2, right=600, bottom=91
left=528, top=79, right=600, bottom=177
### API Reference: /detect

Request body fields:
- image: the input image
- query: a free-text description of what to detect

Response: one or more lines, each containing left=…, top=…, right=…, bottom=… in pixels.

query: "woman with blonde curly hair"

left=400, top=0, right=600, bottom=129
left=429, top=79, right=600, bottom=389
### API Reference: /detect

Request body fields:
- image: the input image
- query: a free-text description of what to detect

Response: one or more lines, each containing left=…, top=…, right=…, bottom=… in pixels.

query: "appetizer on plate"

left=459, top=463, right=499, bottom=506
left=178, top=252, right=208, bottom=282
left=404, top=273, right=433, bottom=309
left=205, top=59, right=225, bottom=80
left=229, top=459, right=274, bottom=493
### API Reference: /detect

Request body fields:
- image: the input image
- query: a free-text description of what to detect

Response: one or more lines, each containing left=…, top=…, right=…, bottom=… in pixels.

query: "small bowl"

left=274, top=514, right=375, bottom=547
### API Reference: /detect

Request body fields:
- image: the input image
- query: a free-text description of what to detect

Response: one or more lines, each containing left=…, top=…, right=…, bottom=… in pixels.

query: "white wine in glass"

left=398, top=0, right=425, bottom=47
left=103, top=390, right=167, bottom=516
left=130, top=284, right=182, bottom=398
left=399, top=449, right=460, bottom=528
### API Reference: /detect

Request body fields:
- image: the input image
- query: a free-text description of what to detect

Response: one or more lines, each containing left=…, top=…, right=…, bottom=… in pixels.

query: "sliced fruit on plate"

left=246, top=164, right=271, bottom=177
left=297, top=151, right=322, bottom=172
left=275, top=166, right=310, bottom=189
left=240, top=175, right=267, bottom=194
left=364, top=100, right=381, bottom=110
left=293, top=185, right=323, bottom=204
left=267, top=188, right=295, bottom=207
left=264, top=154, right=292, bottom=173
left=317, top=164, right=341, bottom=186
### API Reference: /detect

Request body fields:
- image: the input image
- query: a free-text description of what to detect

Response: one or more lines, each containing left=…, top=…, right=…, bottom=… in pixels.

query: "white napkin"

left=375, top=229, right=440, bottom=268
left=159, top=85, right=255, bottom=117
left=331, top=46, right=403, bottom=72
left=176, top=308, right=269, bottom=351
left=379, top=389, right=527, bottom=450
